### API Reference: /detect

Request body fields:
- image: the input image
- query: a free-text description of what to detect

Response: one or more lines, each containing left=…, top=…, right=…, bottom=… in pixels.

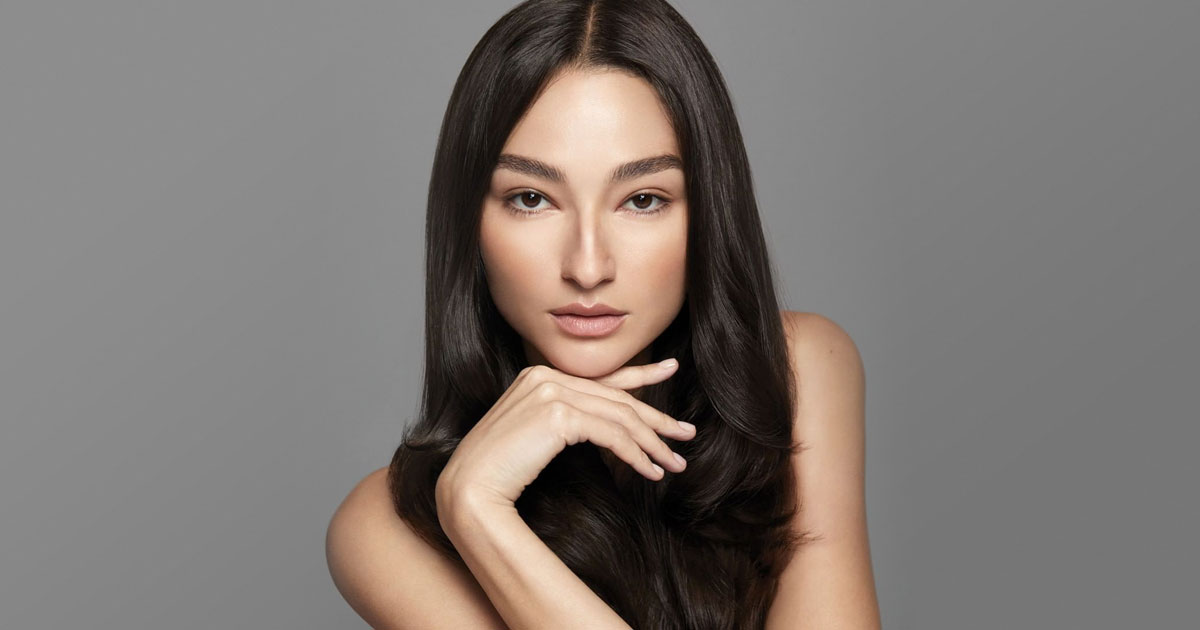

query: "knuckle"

left=534, top=380, right=560, bottom=400
left=616, top=403, right=641, bottom=427
left=546, top=402, right=576, bottom=441
left=609, top=421, right=632, bottom=443
left=545, top=398, right=571, bottom=419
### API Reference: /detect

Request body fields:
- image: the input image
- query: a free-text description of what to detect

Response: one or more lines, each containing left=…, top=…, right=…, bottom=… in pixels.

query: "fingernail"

left=659, top=358, right=678, bottom=370
left=678, top=421, right=695, bottom=434
left=673, top=452, right=687, bottom=468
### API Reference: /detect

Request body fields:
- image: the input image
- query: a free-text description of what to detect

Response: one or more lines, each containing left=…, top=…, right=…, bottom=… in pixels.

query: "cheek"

left=646, top=245, right=686, bottom=290
left=480, top=217, right=544, bottom=297
left=624, top=240, right=686, bottom=319
left=643, top=218, right=687, bottom=290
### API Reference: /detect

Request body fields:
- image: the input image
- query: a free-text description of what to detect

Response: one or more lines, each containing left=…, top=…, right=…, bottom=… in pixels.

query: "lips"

left=550, top=302, right=626, bottom=317
left=551, top=313, right=627, bottom=337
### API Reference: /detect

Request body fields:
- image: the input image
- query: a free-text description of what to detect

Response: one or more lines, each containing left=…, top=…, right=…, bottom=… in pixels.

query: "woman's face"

left=480, top=67, right=688, bottom=379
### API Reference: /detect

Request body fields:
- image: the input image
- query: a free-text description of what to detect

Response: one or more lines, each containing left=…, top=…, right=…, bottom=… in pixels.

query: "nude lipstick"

left=549, top=302, right=628, bottom=338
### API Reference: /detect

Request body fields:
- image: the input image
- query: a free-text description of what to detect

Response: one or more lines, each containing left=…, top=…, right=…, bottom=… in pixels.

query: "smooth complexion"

left=427, top=68, right=695, bottom=628
left=479, top=67, right=688, bottom=385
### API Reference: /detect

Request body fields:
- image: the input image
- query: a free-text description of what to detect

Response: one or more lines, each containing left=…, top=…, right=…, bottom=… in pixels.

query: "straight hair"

left=389, top=1, right=816, bottom=626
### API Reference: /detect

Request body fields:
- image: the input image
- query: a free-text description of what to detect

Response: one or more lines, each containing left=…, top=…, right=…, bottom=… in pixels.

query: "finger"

left=591, top=357, right=680, bottom=392
left=533, top=381, right=687, bottom=473
left=553, top=399, right=669, bottom=481
left=522, top=365, right=696, bottom=441
left=483, top=364, right=565, bottom=425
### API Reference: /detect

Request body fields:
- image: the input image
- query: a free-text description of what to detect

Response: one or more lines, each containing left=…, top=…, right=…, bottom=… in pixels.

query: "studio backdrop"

left=0, top=1, right=1195, bottom=628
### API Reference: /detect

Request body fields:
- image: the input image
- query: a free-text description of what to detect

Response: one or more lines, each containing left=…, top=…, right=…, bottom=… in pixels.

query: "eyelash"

left=502, top=190, right=672, bottom=217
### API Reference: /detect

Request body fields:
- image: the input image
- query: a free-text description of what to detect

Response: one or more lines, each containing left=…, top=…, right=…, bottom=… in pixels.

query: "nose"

left=560, top=209, right=615, bottom=290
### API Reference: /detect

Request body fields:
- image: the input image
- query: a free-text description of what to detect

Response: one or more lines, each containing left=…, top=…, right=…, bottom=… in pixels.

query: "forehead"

left=499, top=69, right=680, bottom=165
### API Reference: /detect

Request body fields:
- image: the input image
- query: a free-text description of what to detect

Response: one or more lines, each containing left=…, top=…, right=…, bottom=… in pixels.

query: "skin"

left=479, top=66, right=688, bottom=389
left=326, top=66, right=880, bottom=630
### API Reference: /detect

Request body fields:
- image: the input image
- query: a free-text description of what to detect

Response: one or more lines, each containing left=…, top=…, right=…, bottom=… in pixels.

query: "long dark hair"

left=388, top=0, right=815, bottom=626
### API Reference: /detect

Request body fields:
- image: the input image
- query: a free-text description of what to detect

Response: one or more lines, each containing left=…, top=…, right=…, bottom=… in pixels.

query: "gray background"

left=1, top=1, right=1195, bottom=628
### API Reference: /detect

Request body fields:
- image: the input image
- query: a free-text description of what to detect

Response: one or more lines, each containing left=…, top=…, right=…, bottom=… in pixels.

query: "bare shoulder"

left=778, top=309, right=865, bottom=442
left=325, top=466, right=509, bottom=630
left=766, top=311, right=880, bottom=628
left=780, top=311, right=861, bottom=364
left=780, top=310, right=865, bottom=402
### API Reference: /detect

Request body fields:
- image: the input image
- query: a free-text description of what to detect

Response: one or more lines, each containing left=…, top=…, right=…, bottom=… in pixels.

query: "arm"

left=325, top=467, right=511, bottom=629
left=439, top=487, right=633, bottom=630
left=766, top=311, right=882, bottom=629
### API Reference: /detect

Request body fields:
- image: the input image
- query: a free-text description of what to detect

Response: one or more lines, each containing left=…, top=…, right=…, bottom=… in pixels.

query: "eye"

left=504, top=191, right=553, bottom=216
left=620, top=193, right=671, bottom=215
left=503, top=190, right=672, bottom=217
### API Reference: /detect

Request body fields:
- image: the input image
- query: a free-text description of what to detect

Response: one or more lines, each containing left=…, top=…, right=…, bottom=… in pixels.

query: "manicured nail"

left=678, top=421, right=695, bottom=434
left=659, top=358, right=678, bottom=370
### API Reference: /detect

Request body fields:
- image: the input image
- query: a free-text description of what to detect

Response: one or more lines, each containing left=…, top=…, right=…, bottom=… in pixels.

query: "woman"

left=326, top=0, right=881, bottom=628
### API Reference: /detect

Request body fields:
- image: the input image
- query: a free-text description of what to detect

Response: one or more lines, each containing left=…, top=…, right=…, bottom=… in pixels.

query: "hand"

left=435, top=359, right=697, bottom=515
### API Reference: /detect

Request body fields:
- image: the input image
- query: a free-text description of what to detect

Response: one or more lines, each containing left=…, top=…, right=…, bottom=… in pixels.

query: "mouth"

left=550, top=313, right=628, bottom=338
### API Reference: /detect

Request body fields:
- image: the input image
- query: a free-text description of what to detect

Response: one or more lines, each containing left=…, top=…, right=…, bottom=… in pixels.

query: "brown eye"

left=504, top=191, right=552, bottom=215
left=517, top=192, right=541, bottom=208
left=621, top=193, right=670, bottom=215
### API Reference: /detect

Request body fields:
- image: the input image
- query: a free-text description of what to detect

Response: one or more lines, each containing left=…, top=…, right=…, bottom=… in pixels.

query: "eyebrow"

left=494, top=153, right=683, bottom=184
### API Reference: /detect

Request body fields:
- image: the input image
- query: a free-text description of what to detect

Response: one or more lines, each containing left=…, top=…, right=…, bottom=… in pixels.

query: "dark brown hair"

left=388, top=0, right=815, bottom=627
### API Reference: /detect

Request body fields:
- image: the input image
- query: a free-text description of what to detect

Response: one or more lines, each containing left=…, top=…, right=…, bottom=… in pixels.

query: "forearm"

left=440, top=491, right=632, bottom=630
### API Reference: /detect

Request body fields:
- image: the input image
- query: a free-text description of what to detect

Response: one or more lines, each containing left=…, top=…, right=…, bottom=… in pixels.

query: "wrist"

left=436, top=477, right=516, bottom=536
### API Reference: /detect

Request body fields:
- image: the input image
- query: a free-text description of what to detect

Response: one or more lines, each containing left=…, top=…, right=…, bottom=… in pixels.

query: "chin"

left=548, top=359, right=618, bottom=379
left=541, top=347, right=632, bottom=379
